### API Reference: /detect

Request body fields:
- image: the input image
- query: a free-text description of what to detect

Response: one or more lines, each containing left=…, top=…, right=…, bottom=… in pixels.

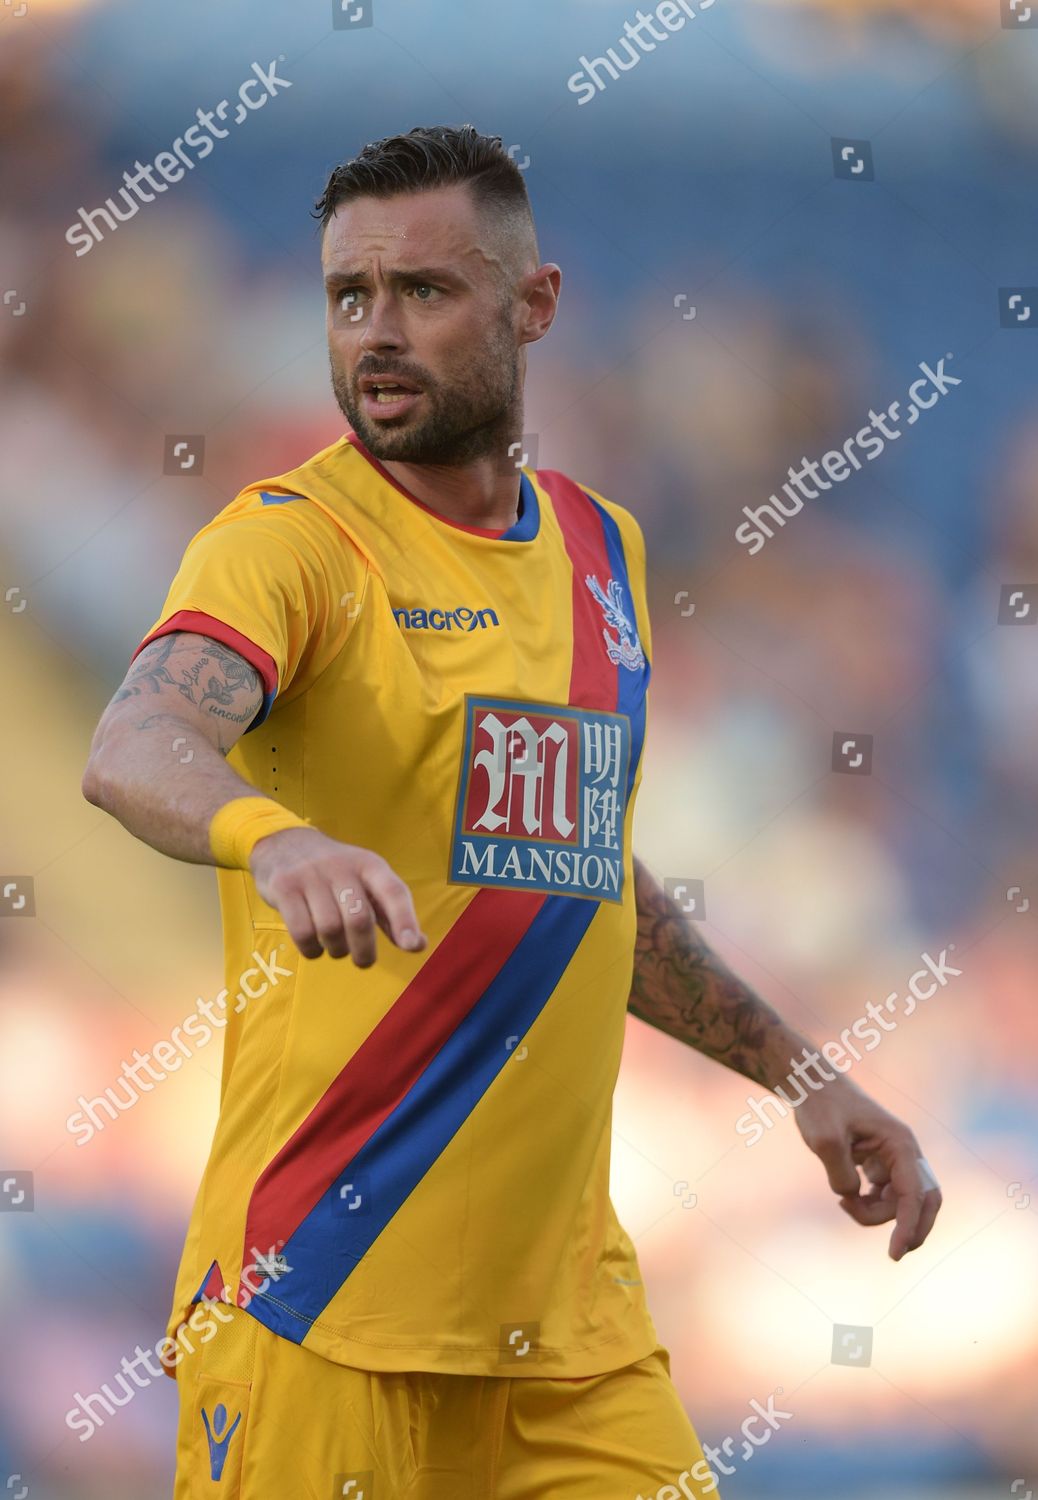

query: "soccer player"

left=82, top=125, right=942, bottom=1499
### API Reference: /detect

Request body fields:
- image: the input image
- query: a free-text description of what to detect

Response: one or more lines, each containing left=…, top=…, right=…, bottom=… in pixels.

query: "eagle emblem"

left=584, top=574, right=646, bottom=672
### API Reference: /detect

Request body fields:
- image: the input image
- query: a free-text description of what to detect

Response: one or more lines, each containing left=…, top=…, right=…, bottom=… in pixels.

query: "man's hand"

left=249, top=826, right=427, bottom=967
left=624, top=857, right=944, bottom=1261
left=794, top=1079, right=942, bottom=1261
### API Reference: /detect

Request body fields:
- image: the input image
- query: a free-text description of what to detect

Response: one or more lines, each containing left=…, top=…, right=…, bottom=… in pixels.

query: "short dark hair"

left=312, top=124, right=537, bottom=272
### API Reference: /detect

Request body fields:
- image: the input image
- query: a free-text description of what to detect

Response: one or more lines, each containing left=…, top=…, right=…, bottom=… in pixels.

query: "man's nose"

left=359, top=292, right=405, bottom=351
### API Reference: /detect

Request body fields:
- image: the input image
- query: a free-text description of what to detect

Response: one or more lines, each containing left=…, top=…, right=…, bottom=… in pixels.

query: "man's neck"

left=379, top=456, right=522, bottom=531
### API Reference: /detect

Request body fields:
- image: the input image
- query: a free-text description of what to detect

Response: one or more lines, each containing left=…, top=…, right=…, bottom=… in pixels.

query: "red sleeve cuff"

left=130, top=609, right=279, bottom=694
left=130, top=610, right=280, bottom=729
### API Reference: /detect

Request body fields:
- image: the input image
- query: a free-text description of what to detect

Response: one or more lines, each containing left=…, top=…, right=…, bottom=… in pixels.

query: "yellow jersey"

left=132, top=431, right=660, bottom=1377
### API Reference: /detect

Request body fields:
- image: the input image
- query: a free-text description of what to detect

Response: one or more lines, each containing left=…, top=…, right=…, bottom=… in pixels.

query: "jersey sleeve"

left=129, top=493, right=367, bottom=734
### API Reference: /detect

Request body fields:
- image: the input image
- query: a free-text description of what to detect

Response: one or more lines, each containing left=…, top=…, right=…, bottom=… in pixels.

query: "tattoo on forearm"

left=628, top=856, right=785, bottom=1087
left=115, top=634, right=261, bottom=746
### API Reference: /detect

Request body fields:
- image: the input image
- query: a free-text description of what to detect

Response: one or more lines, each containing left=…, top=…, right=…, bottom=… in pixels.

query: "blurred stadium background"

left=1, top=0, right=1036, bottom=1495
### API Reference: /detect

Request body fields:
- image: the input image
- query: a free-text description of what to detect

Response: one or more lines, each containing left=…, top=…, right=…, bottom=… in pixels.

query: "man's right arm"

left=82, top=631, right=426, bottom=965
left=82, top=631, right=267, bottom=862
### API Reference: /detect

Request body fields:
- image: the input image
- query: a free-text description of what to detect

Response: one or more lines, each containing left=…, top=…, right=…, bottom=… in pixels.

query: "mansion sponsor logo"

left=456, top=841, right=623, bottom=896
left=449, top=697, right=631, bottom=903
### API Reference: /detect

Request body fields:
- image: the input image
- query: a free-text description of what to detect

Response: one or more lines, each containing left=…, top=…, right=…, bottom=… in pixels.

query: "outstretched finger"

left=900, top=1185, right=942, bottom=1255
left=361, top=860, right=427, bottom=953
left=884, top=1149, right=932, bottom=1260
left=890, top=1157, right=942, bottom=1258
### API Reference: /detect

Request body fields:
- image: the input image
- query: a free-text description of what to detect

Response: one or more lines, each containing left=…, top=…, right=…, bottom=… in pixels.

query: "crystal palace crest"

left=584, top=574, right=646, bottom=673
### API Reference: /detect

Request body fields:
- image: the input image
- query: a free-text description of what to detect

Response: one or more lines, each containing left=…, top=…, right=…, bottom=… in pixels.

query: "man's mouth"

left=358, top=376, right=423, bottom=417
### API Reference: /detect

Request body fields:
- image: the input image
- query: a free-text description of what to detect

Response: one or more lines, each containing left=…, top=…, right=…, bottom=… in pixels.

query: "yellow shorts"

left=173, top=1304, right=720, bottom=1499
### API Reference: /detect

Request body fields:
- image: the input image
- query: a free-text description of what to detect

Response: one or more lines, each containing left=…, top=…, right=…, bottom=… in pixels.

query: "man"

left=82, top=124, right=942, bottom=1499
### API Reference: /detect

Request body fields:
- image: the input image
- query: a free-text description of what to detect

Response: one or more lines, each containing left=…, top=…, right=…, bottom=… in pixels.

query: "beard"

left=329, top=316, right=522, bottom=466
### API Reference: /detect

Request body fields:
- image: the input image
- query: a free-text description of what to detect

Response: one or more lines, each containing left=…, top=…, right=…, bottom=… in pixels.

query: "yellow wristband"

left=208, top=796, right=312, bottom=870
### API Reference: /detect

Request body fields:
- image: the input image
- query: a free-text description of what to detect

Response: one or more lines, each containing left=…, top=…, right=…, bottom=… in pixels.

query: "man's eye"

left=412, top=284, right=439, bottom=301
left=339, top=289, right=364, bottom=312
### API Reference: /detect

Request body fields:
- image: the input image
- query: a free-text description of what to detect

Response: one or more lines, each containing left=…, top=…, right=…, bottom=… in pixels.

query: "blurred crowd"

left=1, top=0, right=1036, bottom=1496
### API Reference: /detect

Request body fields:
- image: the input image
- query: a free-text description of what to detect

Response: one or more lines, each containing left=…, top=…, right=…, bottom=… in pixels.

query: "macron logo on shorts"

left=201, top=1402, right=242, bottom=1481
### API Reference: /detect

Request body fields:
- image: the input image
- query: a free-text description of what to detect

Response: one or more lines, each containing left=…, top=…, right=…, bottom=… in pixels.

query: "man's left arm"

left=628, top=854, right=942, bottom=1260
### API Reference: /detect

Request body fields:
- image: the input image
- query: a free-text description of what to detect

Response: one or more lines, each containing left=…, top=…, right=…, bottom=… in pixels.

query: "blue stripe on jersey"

left=498, top=471, right=539, bottom=542
left=260, top=491, right=303, bottom=505
left=580, top=491, right=650, bottom=803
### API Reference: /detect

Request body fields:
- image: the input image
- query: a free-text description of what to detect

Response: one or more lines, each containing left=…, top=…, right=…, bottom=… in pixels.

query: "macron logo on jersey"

left=393, top=604, right=500, bottom=633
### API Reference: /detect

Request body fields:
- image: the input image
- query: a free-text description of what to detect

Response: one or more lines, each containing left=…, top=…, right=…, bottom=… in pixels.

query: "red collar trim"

left=344, top=431, right=515, bottom=538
